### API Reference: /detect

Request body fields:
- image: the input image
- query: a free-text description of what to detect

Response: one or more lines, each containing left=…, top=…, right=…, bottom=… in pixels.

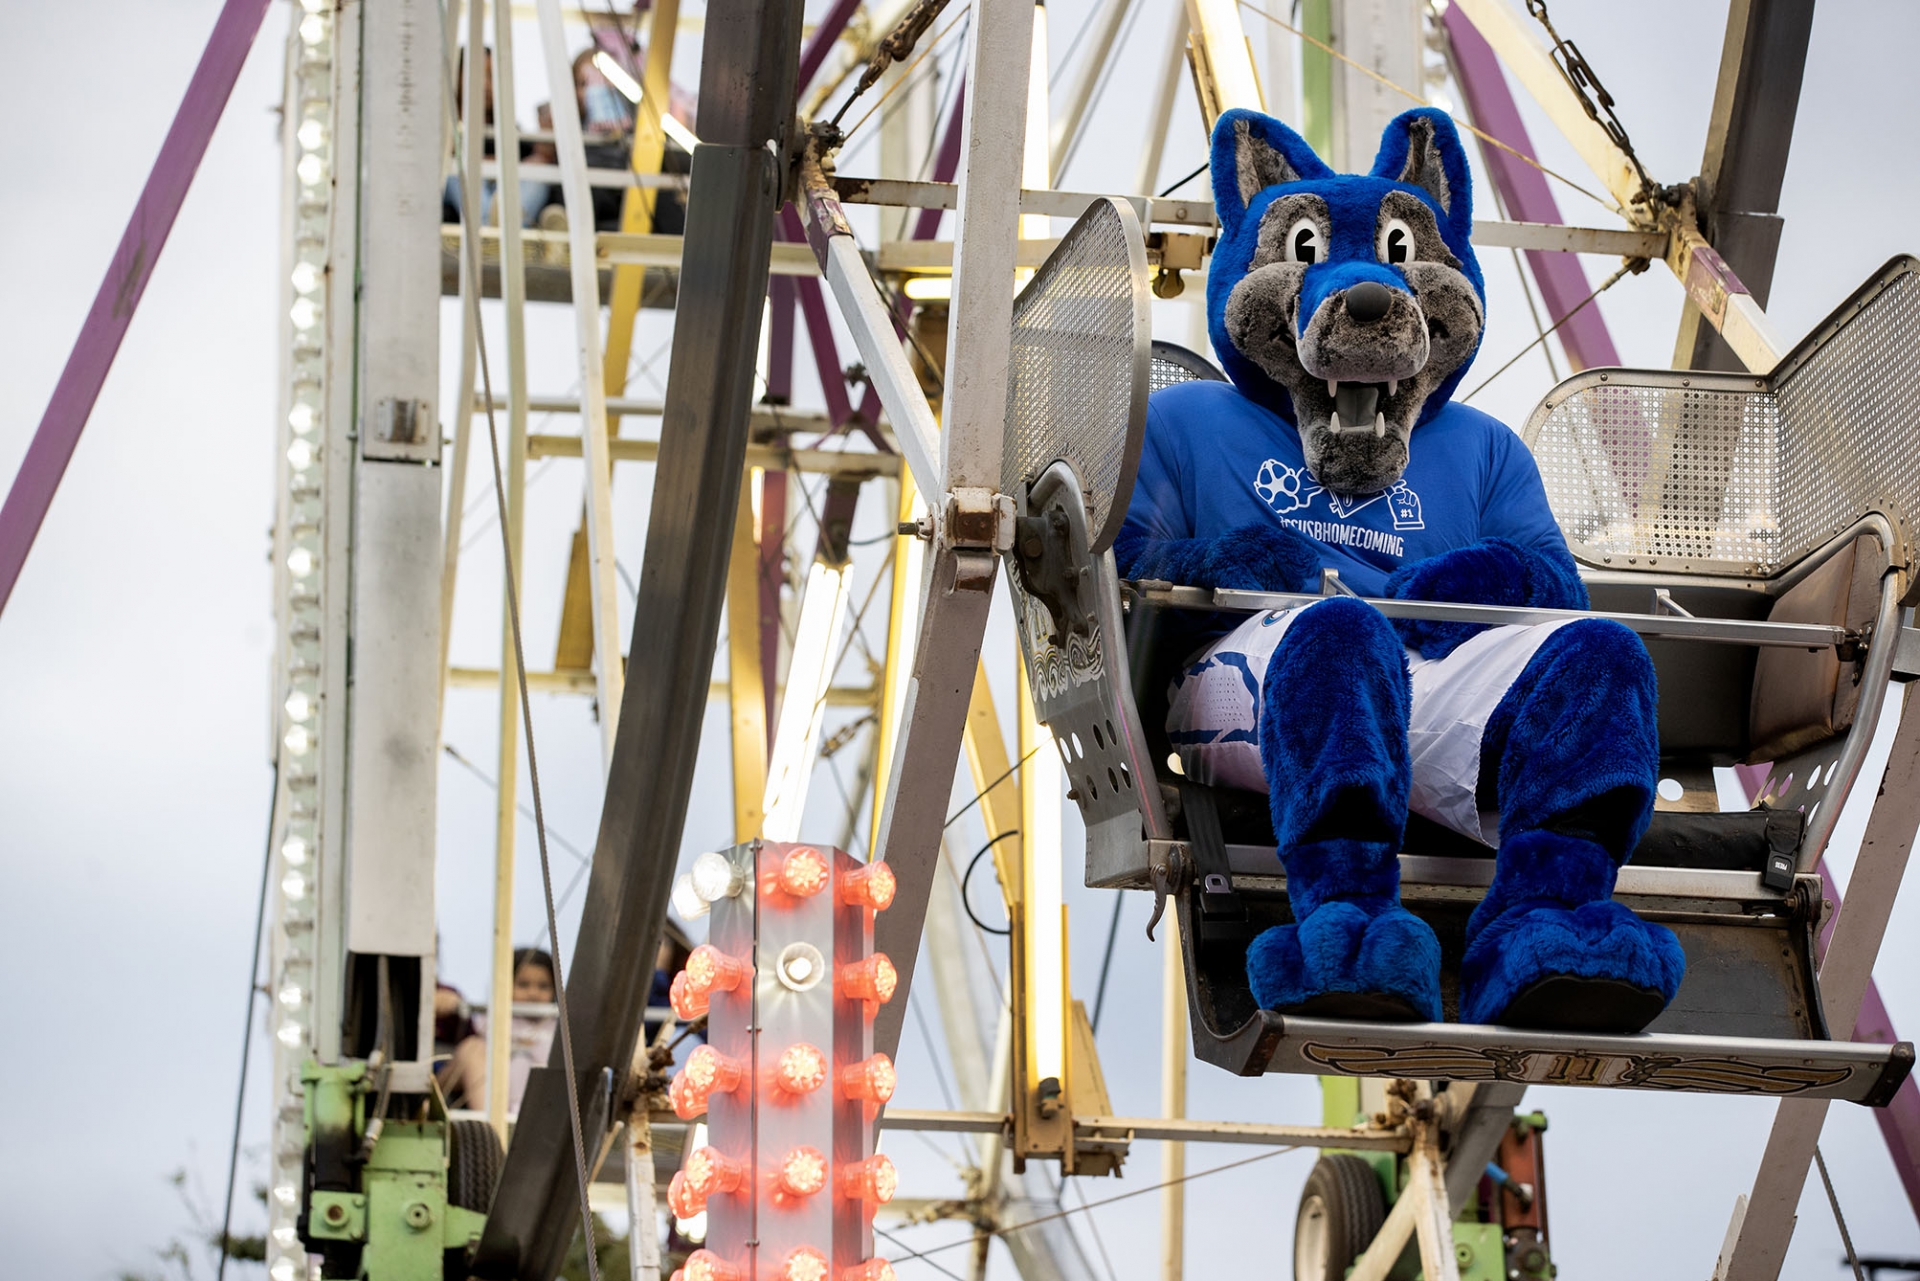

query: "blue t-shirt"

left=1121, top=379, right=1569, bottom=596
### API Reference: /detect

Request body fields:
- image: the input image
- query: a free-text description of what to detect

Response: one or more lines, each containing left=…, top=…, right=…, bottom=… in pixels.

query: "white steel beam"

left=438, top=0, right=485, bottom=702
left=1446, top=0, right=1642, bottom=212
left=534, top=0, right=625, bottom=760
left=869, top=0, right=1036, bottom=1061
left=1050, top=0, right=1138, bottom=177
left=485, top=0, right=534, bottom=1145
left=1720, top=684, right=1920, bottom=1279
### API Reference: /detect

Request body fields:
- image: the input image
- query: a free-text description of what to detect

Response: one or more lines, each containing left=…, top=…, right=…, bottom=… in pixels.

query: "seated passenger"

left=1117, top=108, right=1685, bottom=1033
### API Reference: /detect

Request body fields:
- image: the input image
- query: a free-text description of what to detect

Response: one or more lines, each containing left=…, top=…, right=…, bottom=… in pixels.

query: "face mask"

left=583, top=83, right=630, bottom=131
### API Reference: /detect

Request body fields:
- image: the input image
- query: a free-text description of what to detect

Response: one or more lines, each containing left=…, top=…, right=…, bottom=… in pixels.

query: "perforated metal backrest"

left=1522, top=257, right=1920, bottom=584
left=1001, top=197, right=1152, bottom=553
left=1150, top=340, right=1229, bottom=393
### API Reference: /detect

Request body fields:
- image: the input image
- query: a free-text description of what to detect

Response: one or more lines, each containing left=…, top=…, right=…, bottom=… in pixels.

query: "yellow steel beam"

left=726, top=470, right=768, bottom=842
left=1182, top=0, right=1264, bottom=124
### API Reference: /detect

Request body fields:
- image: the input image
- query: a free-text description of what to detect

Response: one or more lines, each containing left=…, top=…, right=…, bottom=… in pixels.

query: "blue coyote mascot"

left=1115, top=107, right=1686, bottom=1031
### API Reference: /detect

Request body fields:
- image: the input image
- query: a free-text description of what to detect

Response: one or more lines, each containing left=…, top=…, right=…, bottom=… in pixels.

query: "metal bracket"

left=309, top=1190, right=369, bottom=1241
left=945, top=487, right=1014, bottom=552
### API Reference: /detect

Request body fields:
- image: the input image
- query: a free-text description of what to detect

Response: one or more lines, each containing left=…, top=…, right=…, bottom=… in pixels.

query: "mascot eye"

left=1286, top=219, right=1322, bottom=265
left=1378, top=217, right=1416, bottom=266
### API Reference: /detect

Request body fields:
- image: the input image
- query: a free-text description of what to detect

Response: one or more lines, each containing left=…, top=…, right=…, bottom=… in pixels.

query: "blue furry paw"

left=1247, top=901, right=1442, bottom=1021
left=1114, top=521, right=1321, bottom=592
left=1461, top=899, right=1685, bottom=1030
left=1384, top=538, right=1589, bottom=659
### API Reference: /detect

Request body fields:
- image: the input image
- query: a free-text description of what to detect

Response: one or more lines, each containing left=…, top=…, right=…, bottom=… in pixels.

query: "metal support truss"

left=471, top=0, right=806, bottom=1269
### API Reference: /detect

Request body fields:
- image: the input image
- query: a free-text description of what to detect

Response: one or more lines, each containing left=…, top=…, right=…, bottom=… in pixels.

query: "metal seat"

left=999, top=242, right=1919, bottom=1107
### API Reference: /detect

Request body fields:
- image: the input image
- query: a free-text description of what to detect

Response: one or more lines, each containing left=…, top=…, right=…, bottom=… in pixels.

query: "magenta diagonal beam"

left=0, top=0, right=270, bottom=618
left=1441, top=6, right=1619, bottom=372
left=796, top=0, right=864, bottom=100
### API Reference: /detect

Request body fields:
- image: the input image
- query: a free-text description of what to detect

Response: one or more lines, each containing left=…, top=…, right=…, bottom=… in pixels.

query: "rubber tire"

left=1293, top=1154, right=1388, bottom=1281
left=447, top=1119, right=504, bottom=1213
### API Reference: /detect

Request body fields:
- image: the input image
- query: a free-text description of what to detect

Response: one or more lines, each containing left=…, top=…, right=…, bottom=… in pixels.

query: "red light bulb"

left=779, top=846, right=831, bottom=897
left=840, top=860, right=897, bottom=912
left=778, top=1145, right=829, bottom=1197
left=667, top=1170, right=704, bottom=1220
left=683, top=945, right=751, bottom=999
left=775, top=1042, right=829, bottom=1095
left=838, top=953, right=897, bottom=1005
left=838, top=1153, right=898, bottom=1205
left=683, top=1146, right=748, bottom=1198
left=842, top=1260, right=896, bottom=1281
left=668, top=1072, right=706, bottom=1120
left=781, top=1247, right=830, bottom=1281
left=684, top=1250, right=743, bottom=1281
left=685, top=1045, right=745, bottom=1094
left=670, top=971, right=708, bottom=1021
left=840, top=1053, right=896, bottom=1104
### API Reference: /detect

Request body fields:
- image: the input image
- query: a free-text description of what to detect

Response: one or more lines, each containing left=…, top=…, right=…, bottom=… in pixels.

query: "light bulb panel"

left=684, top=843, right=885, bottom=1275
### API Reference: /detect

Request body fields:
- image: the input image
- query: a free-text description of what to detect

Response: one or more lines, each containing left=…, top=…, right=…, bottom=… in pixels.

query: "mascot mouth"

left=1297, top=377, right=1420, bottom=442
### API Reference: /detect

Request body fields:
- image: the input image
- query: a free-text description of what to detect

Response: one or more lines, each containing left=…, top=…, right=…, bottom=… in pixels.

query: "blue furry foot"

left=1461, top=899, right=1685, bottom=1031
left=1247, top=901, right=1442, bottom=1022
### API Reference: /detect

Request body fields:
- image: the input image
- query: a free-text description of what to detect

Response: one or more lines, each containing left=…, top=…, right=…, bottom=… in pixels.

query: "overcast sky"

left=2, top=0, right=1918, bottom=1277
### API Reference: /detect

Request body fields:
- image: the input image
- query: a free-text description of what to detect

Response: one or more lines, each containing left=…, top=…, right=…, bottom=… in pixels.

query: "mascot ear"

left=1371, top=108, right=1473, bottom=240
left=1210, top=108, right=1332, bottom=239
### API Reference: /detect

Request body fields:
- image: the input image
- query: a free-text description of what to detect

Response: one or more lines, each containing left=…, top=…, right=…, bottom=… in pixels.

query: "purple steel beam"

left=0, top=0, right=270, bottom=618
left=853, top=77, right=968, bottom=425
left=767, top=276, right=797, bottom=403
left=779, top=205, right=857, bottom=427
left=796, top=0, right=865, bottom=101
left=1734, top=763, right=1920, bottom=1222
left=1441, top=7, right=1620, bottom=372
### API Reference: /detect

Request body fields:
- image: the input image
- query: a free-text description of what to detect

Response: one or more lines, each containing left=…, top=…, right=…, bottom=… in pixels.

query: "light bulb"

left=282, top=870, right=308, bottom=900
left=285, top=690, right=313, bottom=722
left=271, top=1225, right=299, bottom=1249
left=838, top=1154, right=897, bottom=1205
left=288, top=402, right=316, bottom=433
left=670, top=873, right=709, bottom=921
left=273, top=1184, right=298, bottom=1208
left=287, top=546, right=315, bottom=578
left=290, top=261, right=321, bottom=294
left=276, top=1022, right=304, bottom=1047
left=682, top=945, right=750, bottom=999
left=297, top=119, right=327, bottom=151
left=780, top=1247, right=830, bottom=1281
left=689, top=849, right=742, bottom=903
left=270, top=1259, right=298, bottom=1281
left=277, top=984, right=304, bottom=1009
left=290, top=296, right=319, bottom=330
left=777, top=1146, right=828, bottom=1196
left=682, top=1146, right=747, bottom=1198
left=281, top=835, right=310, bottom=865
left=667, top=1170, right=703, bottom=1219
left=774, top=1042, right=827, bottom=1095
left=298, top=13, right=327, bottom=45
left=775, top=942, right=825, bottom=993
left=841, top=1053, right=896, bottom=1104
left=842, top=1260, right=896, bottom=1281
left=838, top=953, right=897, bottom=1005
left=683, top=1249, right=741, bottom=1281
left=669, top=971, right=708, bottom=1020
left=288, top=439, right=316, bottom=470
left=284, top=724, right=312, bottom=756
left=682, top=1045, right=744, bottom=1095
left=777, top=846, right=830, bottom=897
left=841, top=860, right=896, bottom=912
left=296, top=152, right=325, bottom=186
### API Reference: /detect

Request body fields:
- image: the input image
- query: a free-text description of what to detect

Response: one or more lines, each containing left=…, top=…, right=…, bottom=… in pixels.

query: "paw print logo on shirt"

left=1254, top=458, right=1320, bottom=515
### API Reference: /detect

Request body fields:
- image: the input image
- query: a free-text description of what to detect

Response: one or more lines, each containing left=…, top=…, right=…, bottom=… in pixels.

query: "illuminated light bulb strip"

left=838, top=860, right=896, bottom=912
left=267, top=5, right=336, bottom=1280
left=837, top=953, right=898, bottom=1006
left=840, top=1053, right=897, bottom=1104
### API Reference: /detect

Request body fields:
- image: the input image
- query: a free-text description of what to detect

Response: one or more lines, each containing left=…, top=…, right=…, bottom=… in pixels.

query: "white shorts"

left=1165, top=601, right=1576, bottom=846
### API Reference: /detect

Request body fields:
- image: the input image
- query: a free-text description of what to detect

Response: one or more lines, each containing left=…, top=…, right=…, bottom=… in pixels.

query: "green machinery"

left=1293, top=1079, right=1553, bottom=1281
left=296, top=1060, right=499, bottom=1279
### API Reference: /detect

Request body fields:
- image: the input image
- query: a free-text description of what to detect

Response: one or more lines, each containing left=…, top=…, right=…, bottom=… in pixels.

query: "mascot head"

left=1207, top=107, right=1485, bottom=495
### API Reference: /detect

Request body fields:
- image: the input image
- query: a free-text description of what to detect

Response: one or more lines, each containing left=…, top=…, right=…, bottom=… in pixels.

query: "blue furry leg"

left=1246, top=598, right=1441, bottom=1021
left=1465, top=620, right=1685, bottom=1030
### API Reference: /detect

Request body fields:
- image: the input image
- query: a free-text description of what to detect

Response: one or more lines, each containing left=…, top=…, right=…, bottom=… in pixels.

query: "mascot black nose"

left=1343, top=280, right=1393, bottom=323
